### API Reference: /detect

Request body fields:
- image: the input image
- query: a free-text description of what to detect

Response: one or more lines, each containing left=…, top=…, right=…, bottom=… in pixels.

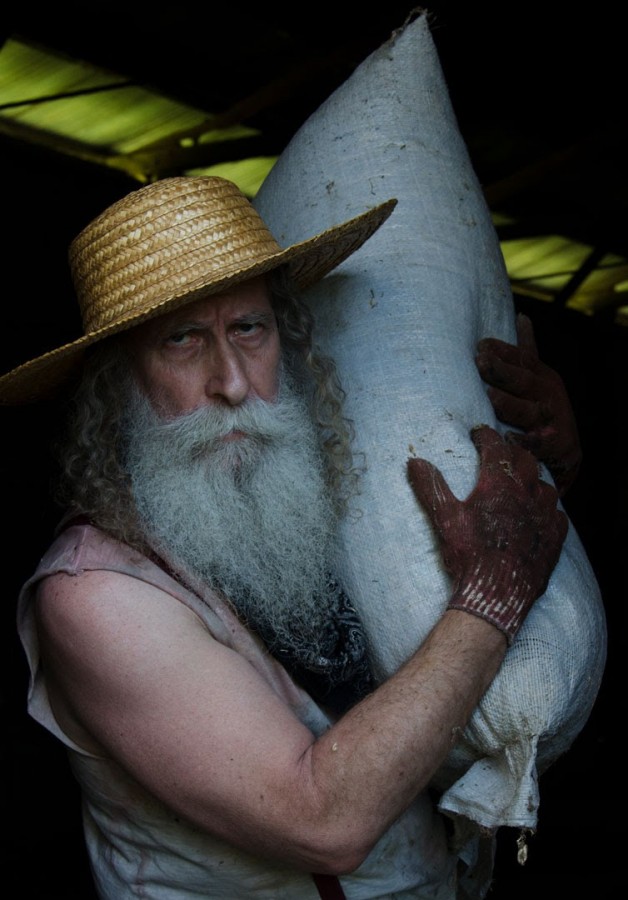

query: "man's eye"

left=166, top=331, right=193, bottom=346
left=235, top=321, right=261, bottom=336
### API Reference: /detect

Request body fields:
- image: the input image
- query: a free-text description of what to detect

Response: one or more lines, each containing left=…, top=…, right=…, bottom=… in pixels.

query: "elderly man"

left=0, top=176, right=575, bottom=899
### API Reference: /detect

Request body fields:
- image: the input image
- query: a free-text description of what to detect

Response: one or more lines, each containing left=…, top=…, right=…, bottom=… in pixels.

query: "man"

left=1, top=176, right=576, bottom=899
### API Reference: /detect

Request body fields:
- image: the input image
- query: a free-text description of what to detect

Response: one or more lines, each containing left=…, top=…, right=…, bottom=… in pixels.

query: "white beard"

left=122, top=379, right=340, bottom=651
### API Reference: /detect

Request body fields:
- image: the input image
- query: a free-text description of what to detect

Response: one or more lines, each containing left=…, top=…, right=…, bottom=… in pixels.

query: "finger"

left=472, top=424, right=540, bottom=486
left=406, top=456, right=458, bottom=518
left=470, top=423, right=515, bottom=480
left=503, top=439, right=544, bottom=484
left=503, top=429, right=545, bottom=460
left=469, top=423, right=505, bottom=458
left=486, top=385, right=545, bottom=429
left=534, top=479, right=569, bottom=537
left=476, top=336, right=523, bottom=368
left=516, top=313, right=540, bottom=361
left=477, top=347, right=543, bottom=400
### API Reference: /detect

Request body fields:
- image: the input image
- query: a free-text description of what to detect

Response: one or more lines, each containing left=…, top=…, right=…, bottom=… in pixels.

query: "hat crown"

left=69, top=176, right=283, bottom=332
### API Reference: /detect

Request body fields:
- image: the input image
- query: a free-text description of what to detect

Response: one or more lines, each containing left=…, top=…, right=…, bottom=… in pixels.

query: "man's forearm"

left=299, top=609, right=506, bottom=870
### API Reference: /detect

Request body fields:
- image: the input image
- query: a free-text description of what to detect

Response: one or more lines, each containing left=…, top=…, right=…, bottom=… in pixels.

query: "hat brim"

left=0, top=198, right=396, bottom=405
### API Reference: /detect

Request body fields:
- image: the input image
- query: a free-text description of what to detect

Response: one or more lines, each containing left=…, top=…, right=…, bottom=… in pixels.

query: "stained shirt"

left=17, top=522, right=462, bottom=900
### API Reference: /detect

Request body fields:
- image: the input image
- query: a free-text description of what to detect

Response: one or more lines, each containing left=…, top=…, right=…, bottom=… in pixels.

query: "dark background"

left=1, top=3, right=624, bottom=896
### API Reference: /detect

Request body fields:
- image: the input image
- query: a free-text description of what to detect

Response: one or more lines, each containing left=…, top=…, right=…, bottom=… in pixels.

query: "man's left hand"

left=475, top=313, right=581, bottom=496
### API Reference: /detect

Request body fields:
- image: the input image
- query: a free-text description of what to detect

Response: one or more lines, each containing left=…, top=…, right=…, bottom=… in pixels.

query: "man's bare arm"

left=36, top=426, right=567, bottom=874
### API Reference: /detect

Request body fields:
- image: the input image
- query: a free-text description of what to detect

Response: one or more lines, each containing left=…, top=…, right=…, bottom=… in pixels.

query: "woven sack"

left=254, top=11, right=606, bottom=831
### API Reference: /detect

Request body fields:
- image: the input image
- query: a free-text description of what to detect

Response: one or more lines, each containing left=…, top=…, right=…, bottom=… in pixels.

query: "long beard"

left=122, top=380, right=340, bottom=652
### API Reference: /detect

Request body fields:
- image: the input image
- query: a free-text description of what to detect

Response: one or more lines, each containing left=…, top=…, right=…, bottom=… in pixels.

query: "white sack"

left=254, top=12, right=606, bottom=831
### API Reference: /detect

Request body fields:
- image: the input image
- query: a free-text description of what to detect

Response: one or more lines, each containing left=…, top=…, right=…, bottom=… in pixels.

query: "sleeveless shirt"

left=16, top=522, right=466, bottom=899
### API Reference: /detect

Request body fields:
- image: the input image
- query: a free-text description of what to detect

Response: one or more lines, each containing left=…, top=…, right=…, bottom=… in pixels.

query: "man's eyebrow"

left=233, top=310, right=275, bottom=323
left=159, top=317, right=201, bottom=334
left=155, top=309, right=275, bottom=335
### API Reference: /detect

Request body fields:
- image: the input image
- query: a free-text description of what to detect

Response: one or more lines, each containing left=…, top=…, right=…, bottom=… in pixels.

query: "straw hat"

left=0, top=175, right=396, bottom=405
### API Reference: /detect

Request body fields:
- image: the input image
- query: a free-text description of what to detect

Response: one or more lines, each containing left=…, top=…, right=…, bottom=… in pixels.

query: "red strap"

left=312, top=872, right=347, bottom=899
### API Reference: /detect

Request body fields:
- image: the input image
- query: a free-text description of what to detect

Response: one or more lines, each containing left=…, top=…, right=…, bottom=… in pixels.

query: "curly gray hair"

left=53, top=269, right=361, bottom=549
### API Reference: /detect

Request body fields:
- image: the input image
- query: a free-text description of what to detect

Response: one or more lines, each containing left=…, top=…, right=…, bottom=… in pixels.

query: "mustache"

left=129, top=389, right=310, bottom=461
left=123, top=373, right=336, bottom=655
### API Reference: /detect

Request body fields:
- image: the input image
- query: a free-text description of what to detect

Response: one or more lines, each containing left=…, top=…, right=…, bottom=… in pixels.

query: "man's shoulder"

left=29, top=521, right=185, bottom=616
left=38, top=520, right=153, bottom=582
left=33, top=521, right=217, bottom=634
left=34, top=547, right=208, bottom=656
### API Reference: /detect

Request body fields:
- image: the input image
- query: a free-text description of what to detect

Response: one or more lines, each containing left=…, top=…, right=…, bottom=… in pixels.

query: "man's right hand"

left=407, top=424, right=568, bottom=643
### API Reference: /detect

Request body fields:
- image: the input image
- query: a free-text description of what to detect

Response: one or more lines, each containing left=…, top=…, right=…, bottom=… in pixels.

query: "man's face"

left=127, top=275, right=282, bottom=420
left=121, top=329, right=338, bottom=655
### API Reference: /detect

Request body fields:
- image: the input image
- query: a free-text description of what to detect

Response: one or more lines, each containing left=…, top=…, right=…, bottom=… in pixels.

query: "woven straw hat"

left=0, top=175, right=396, bottom=404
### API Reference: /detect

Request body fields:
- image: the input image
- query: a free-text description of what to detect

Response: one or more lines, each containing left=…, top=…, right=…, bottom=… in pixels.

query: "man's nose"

left=204, top=343, right=250, bottom=407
